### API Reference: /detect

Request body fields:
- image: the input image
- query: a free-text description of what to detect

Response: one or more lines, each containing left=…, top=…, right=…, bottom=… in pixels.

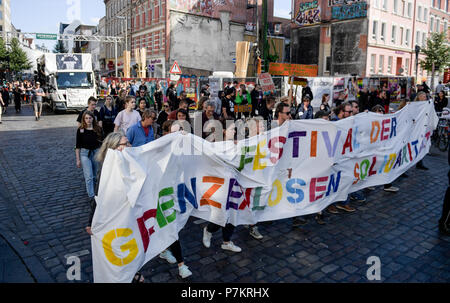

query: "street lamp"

left=415, top=44, right=421, bottom=85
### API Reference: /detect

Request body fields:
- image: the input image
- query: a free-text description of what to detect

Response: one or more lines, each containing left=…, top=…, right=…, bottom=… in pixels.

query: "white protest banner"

left=91, top=102, right=438, bottom=283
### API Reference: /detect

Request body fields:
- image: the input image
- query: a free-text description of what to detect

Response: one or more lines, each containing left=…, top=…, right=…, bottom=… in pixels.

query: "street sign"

left=169, top=61, right=182, bottom=74
left=36, top=33, right=58, bottom=40
left=232, top=58, right=236, bottom=64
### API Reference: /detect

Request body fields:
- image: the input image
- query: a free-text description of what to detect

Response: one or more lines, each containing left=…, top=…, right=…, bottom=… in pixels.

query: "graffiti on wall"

left=331, top=1, right=368, bottom=20
left=329, top=0, right=365, bottom=5
left=170, top=0, right=234, bottom=17
left=295, top=0, right=321, bottom=26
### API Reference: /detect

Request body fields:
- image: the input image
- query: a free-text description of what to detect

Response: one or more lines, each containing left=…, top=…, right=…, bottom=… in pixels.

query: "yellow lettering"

left=102, top=228, right=138, bottom=267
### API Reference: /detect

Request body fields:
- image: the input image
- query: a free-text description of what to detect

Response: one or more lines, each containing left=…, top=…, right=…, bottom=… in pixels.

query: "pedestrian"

left=168, top=100, right=189, bottom=121
left=414, top=92, right=430, bottom=170
left=154, top=82, right=163, bottom=112
left=295, top=95, right=314, bottom=119
left=136, top=98, right=148, bottom=117
left=114, top=96, right=141, bottom=133
left=221, top=88, right=236, bottom=120
left=319, top=94, right=331, bottom=112
left=272, top=102, right=291, bottom=129
left=435, top=81, right=445, bottom=95
left=235, top=84, right=251, bottom=119
left=198, top=96, right=209, bottom=112
left=202, top=102, right=220, bottom=139
left=259, top=95, right=275, bottom=130
left=202, top=119, right=242, bottom=253
left=334, top=91, right=346, bottom=107
left=166, top=81, right=178, bottom=110
left=115, top=89, right=127, bottom=113
left=75, top=111, right=103, bottom=200
left=250, top=84, right=263, bottom=116
left=109, top=80, right=118, bottom=97
left=32, top=82, right=45, bottom=121
left=434, top=91, right=448, bottom=113
left=156, top=101, right=171, bottom=135
left=77, top=97, right=102, bottom=128
left=99, top=95, right=118, bottom=137
left=200, top=83, right=210, bottom=98
left=157, top=124, right=193, bottom=279
left=0, top=92, right=4, bottom=124
left=438, top=148, right=450, bottom=236
left=13, top=85, right=22, bottom=113
left=126, top=109, right=159, bottom=147
left=2, top=84, right=10, bottom=114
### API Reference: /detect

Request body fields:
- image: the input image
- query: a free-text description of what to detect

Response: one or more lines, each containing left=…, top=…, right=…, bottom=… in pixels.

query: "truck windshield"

left=56, top=72, right=93, bottom=89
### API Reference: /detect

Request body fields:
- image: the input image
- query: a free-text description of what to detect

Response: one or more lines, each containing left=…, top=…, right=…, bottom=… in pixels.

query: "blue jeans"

left=341, top=190, right=365, bottom=205
left=80, top=148, right=98, bottom=198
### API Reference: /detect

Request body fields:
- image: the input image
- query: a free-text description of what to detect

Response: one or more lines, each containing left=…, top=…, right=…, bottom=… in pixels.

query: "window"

left=382, top=0, right=388, bottom=10
left=392, top=25, right=397, bottom=43
left=394, top=0, right=399, bottom=13
left=374, top=0, right=380, bottom=8
left=381, top=22, right=386, bottom=41
left=445, top=21, right=448, bottom=35
left=388, top=56, right=393, bottom=74
left=406, top=29, right=410, bottom=46
left=407, top=2, right=412, bottom=17
left=402, top=0, right=406, bottom=16
left=417, top=6, right=422, bottom=21
left=379, top=55, right=384, bottom=74
left=405, top=58, right=410, bottom=75
left=400, top=27, right=404, bottom=45
left=430, top=17, right=434, bottom=32
left=416, top=31, right=421, bottom=46
left=424, top=8, right=428, bottom=22
left=370, top=54, right=376, bottom=73
left=422, top=32, right=427, bottom=47
left=372, top=20, right=378, bottom=39
left=274, top=24, right=281, bottom=33
left=436, top=19, right=440, bottom=32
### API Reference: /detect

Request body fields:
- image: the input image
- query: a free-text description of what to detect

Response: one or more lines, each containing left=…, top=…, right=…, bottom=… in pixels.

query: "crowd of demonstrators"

left=73, top=77, right=449, bottom=283
left=0, top=80, right=46, bottom=117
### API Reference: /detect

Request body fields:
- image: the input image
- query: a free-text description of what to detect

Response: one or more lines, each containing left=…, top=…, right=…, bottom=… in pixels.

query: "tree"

left=53, top=40, right=68, bottom=53
left=0, top=37, right=10, bottom=71
left=419, top=32, right=450, bottom=91
left=9, top=38, right=32, bottom=73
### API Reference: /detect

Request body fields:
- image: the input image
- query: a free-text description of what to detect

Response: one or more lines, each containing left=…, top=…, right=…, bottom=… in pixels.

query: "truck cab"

left=37, top=53, right=97, bottom=113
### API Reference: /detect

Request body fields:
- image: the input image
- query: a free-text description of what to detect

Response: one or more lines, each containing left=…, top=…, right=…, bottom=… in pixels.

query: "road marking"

left=64, top=250, right=90, bottom=259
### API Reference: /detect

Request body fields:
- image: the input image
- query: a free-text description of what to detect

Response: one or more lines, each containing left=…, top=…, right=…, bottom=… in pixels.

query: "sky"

left=11, top=0, right=291, bottom=50
left=11, top=0, right=104, bottom=50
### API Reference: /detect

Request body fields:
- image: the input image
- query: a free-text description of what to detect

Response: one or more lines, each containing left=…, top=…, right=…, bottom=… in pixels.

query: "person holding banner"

left=203, top=120, right=242, bottom=252
left=413, top=92, right=430, bottom=171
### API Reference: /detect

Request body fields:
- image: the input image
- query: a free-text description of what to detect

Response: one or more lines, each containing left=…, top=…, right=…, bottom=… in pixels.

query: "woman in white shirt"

left=114, top=96, right=141, bottom=133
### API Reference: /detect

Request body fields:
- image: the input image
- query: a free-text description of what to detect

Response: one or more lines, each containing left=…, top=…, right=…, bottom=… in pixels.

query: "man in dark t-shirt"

left=77, top=97, right=102, bottom=128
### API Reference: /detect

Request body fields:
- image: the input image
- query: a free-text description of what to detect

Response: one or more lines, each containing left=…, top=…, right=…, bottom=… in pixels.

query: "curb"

left=0, top=229, right=55, bottom=283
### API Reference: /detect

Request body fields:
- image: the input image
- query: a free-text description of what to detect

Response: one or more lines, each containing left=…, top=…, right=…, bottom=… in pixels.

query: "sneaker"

left=327, top=205, right=339, bottom=214
left=315, top=214, right=326, bottom=225
left=178, top=264, right=193, bottom=279
left=350, top=195, right=366, bottom=203
left=292, top=217, right=308, bottom=226
left=335, top=204, right=356, bottom=212
left=221, top=241, right=242, bottom=252
left=159, top=249, right=177, bottom=264
left=416, top=163, right=429, bottom=170
left=249, top=226, right=263, bottom=240
left=202, top=227, right=212, bottom=248
left=384, top=186, right=399, bottom=192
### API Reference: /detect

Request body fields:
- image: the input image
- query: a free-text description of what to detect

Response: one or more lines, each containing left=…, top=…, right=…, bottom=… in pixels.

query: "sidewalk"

left=0, top=234, right=34, bottom=283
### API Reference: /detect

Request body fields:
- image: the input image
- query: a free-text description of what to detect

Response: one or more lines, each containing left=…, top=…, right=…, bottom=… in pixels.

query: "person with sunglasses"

left=126, top=109, right=159, bottom=147
left=273, top=102, right=291, bottom=129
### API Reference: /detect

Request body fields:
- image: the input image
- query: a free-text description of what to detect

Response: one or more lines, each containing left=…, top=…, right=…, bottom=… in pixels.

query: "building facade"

left=291, top=0, right=449, bottom=80
left=0, top=0, right=11, bottom=39
left=104, top=0, right=285, bottom=77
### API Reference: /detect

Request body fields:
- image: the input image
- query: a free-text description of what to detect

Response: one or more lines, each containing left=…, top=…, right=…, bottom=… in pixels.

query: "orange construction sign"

left=269, top=63, right=318, bottom=77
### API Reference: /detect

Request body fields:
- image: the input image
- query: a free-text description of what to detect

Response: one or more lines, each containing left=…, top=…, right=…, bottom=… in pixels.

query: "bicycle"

left=433, top=109, right=450, bottom=152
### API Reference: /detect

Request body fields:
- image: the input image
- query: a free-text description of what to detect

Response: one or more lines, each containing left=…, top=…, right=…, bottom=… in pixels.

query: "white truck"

left=36, top=53, right=97, bottom=113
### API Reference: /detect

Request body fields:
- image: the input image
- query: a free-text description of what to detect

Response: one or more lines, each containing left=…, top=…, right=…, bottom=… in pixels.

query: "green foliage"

left=0, top=38, right=9, bottom=71
left=9, top=38, right=32, bottom=72
left=419, top=32, right=450, bottom=72
left=53, top=40, right=68, bottom=53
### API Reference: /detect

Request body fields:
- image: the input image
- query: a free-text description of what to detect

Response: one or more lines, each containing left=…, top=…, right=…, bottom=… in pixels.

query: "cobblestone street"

left=0, top=104, right=449, bottom=283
